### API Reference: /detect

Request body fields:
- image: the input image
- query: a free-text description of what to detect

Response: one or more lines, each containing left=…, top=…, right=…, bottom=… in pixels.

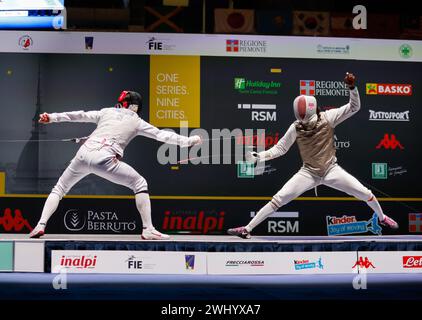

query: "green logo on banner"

left=399, top=44, right=412, bottom=58
left=237, top=161, right=255, bottom=178
left=234, top=77, right=281, bottom=95
left=372, top=163, right=388, bottom=179
left=0, top=242, right=13, bottom=271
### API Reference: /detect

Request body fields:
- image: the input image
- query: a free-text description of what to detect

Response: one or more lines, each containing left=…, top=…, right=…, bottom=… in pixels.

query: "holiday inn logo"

left=234, top=77, right=281, bottom=95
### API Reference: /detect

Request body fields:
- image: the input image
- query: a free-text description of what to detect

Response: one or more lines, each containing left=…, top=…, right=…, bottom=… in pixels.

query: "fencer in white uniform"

left=228, top=73, right=399, bottom=239
left=30, top=90, right=201, bottom=240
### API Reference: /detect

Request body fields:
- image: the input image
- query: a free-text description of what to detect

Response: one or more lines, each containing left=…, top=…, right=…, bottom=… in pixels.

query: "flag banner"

left=214, top=8, right=255, bottom=34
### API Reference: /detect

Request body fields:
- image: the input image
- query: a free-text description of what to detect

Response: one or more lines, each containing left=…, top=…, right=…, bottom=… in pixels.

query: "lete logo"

left=64, top=209, right=86, bottom=231
left=403, top=256, right=422, bottom=268
left=0, top=208, right=33, bottom=232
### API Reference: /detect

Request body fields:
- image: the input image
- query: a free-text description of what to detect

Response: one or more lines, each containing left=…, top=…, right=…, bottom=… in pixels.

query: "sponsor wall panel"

left=14, top=241, right=44, bottom=272
left=207, top=251, right=357, bottom=275
left=51, top=250, right=207, bottom=274
left=0, top=197, right=419, bottom=236
left=0, top=241, right=13, bottom=271
left=355, top=251, right=422, bottom=274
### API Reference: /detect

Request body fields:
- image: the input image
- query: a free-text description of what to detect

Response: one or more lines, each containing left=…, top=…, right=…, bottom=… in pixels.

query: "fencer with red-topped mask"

left=30, top=90, right=201, bottom=240
left=228, top=73, right=398, bottom=239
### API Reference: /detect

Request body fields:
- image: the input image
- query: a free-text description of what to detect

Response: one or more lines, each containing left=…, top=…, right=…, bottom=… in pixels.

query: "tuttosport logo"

left=403, top=256, right=422, bottom=268
left=225, top=260, right=265, bottom=267
left=300, top=80, right=349, bottom=96
left=0, top=208, right=33, bottom=232
left=60, top=255, right=97, bottom=269
left=369, top=110, right=410, bottom=122
left=326, top=213, right=382, bottom=236
left=294, top=258, right=324, bottom=270
left=162, top=210, right=225, bottom=234
left=64, top=209, right=137, bottom=233
left=366, top=83, right=412, bottom=96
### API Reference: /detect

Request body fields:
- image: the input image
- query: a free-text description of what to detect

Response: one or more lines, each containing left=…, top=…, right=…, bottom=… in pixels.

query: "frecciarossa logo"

left=366, top=83, right=412, bottom=96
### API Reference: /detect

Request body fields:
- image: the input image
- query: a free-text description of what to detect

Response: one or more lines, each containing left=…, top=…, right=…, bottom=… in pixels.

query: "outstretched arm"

left=250, top=123, right=297, bottom=162
left=325, top=73, right=360, bottom=127
left=137, top=119, right=201, bottom=147
left=39, top=110, right=101, bottom=124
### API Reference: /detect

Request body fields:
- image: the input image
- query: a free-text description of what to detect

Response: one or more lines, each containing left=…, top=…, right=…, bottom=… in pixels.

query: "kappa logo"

left=352, top=257, right=376, bottom=269
left=376, top=134, right=404, bottom=150
left=0, top=208, right=33, bottom=232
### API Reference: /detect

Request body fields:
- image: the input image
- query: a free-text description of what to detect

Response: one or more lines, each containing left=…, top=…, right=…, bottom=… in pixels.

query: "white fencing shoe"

left=29, top=223, right=46, bottom=238
left=141, top=228, right=170, bottom=240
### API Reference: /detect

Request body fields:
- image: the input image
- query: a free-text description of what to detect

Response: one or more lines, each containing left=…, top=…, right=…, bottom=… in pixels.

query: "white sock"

left=366, top=196, right=385, bottom=221
left=39, top=193, right=61, bottom=225
left=135, top=193, right=153, bottom=230
left=246, top=202, right=277, bottom=232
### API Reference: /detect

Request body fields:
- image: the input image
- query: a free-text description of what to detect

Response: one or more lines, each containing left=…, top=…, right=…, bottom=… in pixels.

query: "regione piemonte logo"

left=366, top=83, right=412, bottom=96
left=226, top=40, right=239, bottom=52
left=300, top=80, right=315, bottom=95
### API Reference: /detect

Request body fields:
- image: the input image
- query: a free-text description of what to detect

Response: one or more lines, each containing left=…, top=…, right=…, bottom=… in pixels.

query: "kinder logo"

left=376, top=134, right=404, bottom=150
left=294, top=258, right=324, bottom=270
left=403, top=256, right=422, bottom=268
left=326, top=213, right=382, bottom=235
left=0, top=208, right=33, bottom=232
left=162, top=210, right=225, bottom=234
left=60, top=255, right=97, bottom=269
left=352, top=257, right=376, bottom=269
left=225, top=260, right=265, bottom=267
left=300, top=80, right=349, bottom=96
left=18, top=35, right=33, bottom=50
left=366, top=83, right=412, bottom=96
left=369, top=110, right=410, bottom=122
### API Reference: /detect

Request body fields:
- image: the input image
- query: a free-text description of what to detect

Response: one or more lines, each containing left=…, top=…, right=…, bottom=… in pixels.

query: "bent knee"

left=133, top=176, right=148, bottom=194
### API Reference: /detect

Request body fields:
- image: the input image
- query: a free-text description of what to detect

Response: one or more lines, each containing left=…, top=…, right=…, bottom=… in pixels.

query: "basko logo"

left=225, top=260, right=265, bottom=267
left=60, top=255, right=97, bottom=269
left=403, top=256, right=422, bottom=268
left=294, top=258, right=324, bottom=270
left=237, top=103, right=277, bottom=121
left=64, top=209, right=137, bottom=233
left=300, top=80, right=349, bottom=96
left=226, top=39, right=267, bottom=53
left=234, top=78, right=281, bottom=95
left=369, top=110, right=410, bottom=122
left=366, top=83, right=412, bottom=96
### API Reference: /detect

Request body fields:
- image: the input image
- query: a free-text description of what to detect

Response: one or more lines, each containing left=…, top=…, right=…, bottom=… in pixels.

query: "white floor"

left=0, top=233, right=421, bottom=243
